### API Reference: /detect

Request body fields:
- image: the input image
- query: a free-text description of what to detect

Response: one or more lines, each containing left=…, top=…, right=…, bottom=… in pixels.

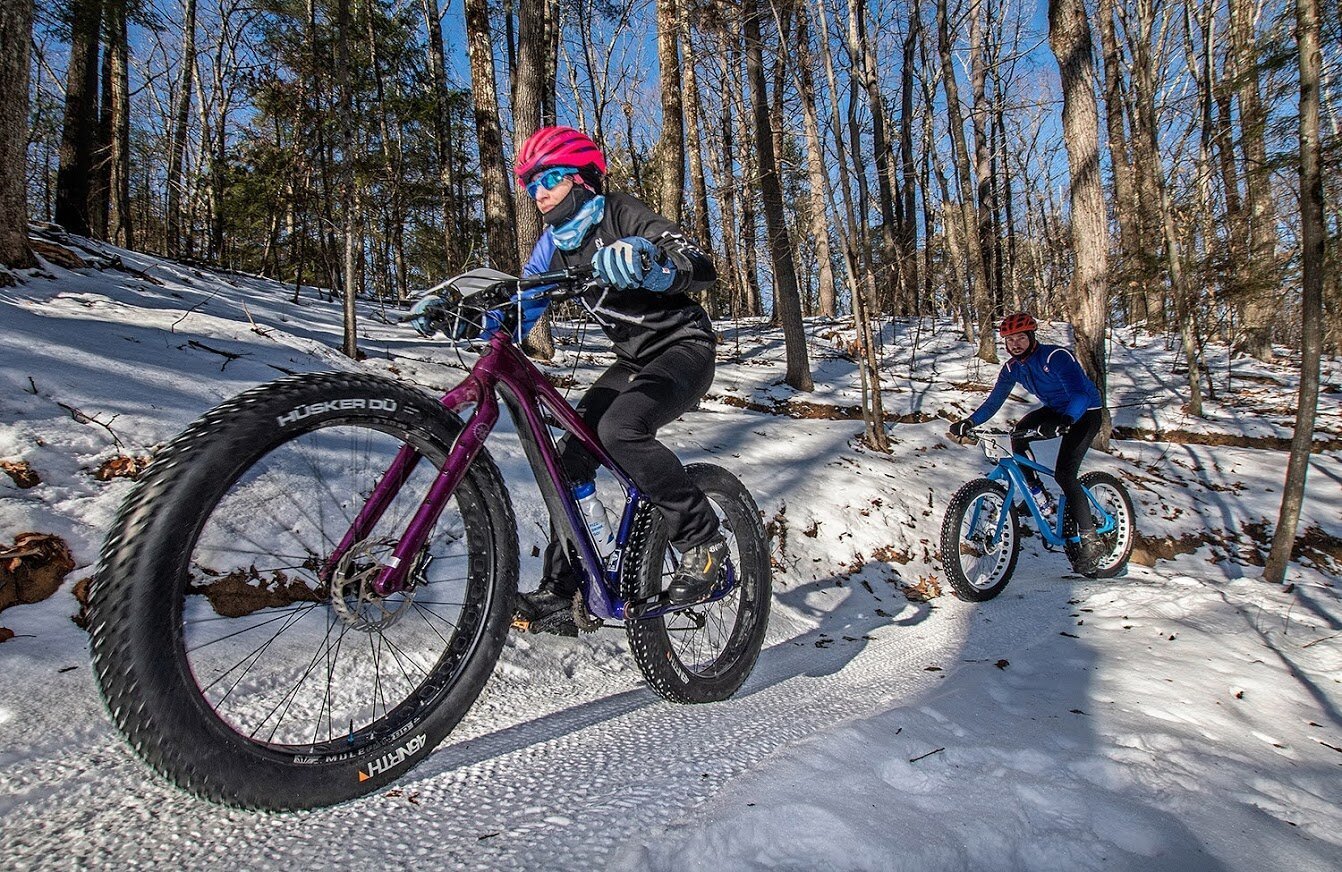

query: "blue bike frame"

left=977, top=451, right=1118, bottom=549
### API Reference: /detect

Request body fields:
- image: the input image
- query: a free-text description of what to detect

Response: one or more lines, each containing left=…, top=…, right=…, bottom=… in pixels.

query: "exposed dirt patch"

left=1129, top=532, right=1208, bottom=567
left=1112, top=426, right=1342, bottom=453
left=0, top=533, right=76, bottom=625
left=1241, top=521, right=1342, bottom=572
left=1, top=459, right=41, bottom=488
left=191, top=565, right=324, bottom=618
left=708, top=393, right=938, bottom=425
left=93, top=455, right=153, bottom=481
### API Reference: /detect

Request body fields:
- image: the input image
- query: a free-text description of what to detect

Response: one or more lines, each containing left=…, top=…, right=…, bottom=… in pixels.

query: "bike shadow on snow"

left=921, top=566, right=1234, bottom=869
left=402, top=566, right=925, bottom=783
left=735, top=563, right=934, bottom=695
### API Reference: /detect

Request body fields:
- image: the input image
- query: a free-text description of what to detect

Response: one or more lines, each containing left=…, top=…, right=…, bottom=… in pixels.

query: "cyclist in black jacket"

left=507, top=126, right=725, bottom=632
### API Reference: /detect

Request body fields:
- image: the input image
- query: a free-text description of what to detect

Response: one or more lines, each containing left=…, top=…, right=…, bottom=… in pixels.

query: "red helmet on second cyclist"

left=998, top=312, right=1038, bottom=337
left=514, top=126, right=607, bottom=191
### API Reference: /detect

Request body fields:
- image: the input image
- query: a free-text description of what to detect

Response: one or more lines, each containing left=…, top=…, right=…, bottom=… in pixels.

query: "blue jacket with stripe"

left=968, top=344, right=1102, bottom=426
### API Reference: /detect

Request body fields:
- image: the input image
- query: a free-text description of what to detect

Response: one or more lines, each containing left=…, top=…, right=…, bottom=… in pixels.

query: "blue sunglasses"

left=526, top=167, right=578, bottom=198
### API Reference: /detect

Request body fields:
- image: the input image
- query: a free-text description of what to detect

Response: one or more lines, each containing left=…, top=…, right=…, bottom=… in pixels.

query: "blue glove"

left=408, top=295, right=447, bottom=337
left=592, top=236, right=676, bottom=292
left=479, top=285, right=552, bottom=341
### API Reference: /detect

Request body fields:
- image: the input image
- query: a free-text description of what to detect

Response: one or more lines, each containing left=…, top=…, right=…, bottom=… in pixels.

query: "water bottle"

left=574, top=481, right=615, bottom=557
left=1030, top=484, right=1056, bottom=520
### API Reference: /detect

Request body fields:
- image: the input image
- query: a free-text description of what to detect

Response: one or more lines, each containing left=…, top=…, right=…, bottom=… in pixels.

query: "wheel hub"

left=328, top=541, right=416, bottom=631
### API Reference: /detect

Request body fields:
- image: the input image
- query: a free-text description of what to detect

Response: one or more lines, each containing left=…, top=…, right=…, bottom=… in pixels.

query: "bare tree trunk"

left=795, top=5, right=836, bottom=317
left=898, top=3, right=922, bottom=313
left=846, top=0, right=899, bottom=309
left=465, top=0, right=519, bottom=272
left=730, top=29, right=763, bottom=317
left=514, top=0, right=555, bottom=358
left=680, top=5, right=712, bottom=269
left=1049, top=0, right=1111, bottom=447
left=107, top=0, right=132, bottom=247
left=936, top=0, right=996, bottom=361
left=1230, top=0, right=1277, bottom=360
left=745, top=0, right=812, bottom=391
left=420, top=0, right=463, bottom=273
left=165, top=0, right=196, bottom=256
left=55, top=0, right=103, bottom=238
left=1, top=0, right=37, bottom=268
left=334, top=0, right=358, bottom=358
left=654, top=0, right=684, bottom=222
left=968, top=0, right=999, bottom=306
left=709, top=31, right=742, bottom=316
left=1264, top=0, right=1324, bottom=583
left=1096, top=0, right=1141, bottom=321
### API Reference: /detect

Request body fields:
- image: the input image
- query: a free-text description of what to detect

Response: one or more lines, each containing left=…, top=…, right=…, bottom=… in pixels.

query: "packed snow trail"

left=5, top=556, right=999, bottom=868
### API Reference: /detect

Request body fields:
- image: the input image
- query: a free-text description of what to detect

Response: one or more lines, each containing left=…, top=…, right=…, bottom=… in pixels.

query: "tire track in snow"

left=3, top=581, right=1063, bottom=870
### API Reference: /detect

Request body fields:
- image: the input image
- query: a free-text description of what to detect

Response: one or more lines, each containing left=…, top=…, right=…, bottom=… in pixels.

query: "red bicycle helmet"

left=514, top=126, right=607, bottom=185
left=999, top=312, right=1038, bottom=337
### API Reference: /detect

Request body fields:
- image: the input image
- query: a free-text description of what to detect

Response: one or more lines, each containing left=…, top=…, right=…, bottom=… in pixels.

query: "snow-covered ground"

left=1, top=240, right=1339, bottom=870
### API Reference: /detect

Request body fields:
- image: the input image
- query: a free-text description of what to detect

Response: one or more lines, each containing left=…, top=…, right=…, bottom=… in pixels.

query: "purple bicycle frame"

left=325, top=331, right=642, bottom=621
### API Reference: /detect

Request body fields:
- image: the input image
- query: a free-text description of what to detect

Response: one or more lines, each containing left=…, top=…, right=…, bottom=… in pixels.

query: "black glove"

left=948, top=420, right=975, bottom=439
left=1032, top=420, right=1070, bottom=440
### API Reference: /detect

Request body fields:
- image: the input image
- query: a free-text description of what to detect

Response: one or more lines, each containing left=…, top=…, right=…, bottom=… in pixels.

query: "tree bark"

left=514, top=0, right=556, bottom=358
left=55, top=0, right=103, bottom=238
left=654, top=0, right=684, bottom=222
left=165, top=0, right=196, bottom=257
left=420, top=0, right=464, bottom=274
left=465, top=0, right=520, bottom=272
left=1049, top=0, right=1111, bottom=447
left=107, top=0, right=132, bottom=248
left=745, top=0, right=812, bottom=391
left=1230, top=0, right=1277, bottom=361
left=1, top=0, right=36, bottom=268
left=680, top=3, right=712, bottom=276
left=1096, top=0, right=1141, bottom=321
left=898, top=3, right=922, bottom=313
left=334, top=0, right=359, bottom=358
left=936, top=0, right=996, bottom=361
left=795, top=5, right=836, bottom=317
left=1264, top=0, right=1324, bottom=583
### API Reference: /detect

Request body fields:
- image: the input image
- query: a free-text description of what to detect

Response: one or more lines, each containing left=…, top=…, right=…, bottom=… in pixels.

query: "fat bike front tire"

left=88, top=373, right=518, bottom=810
left=623, top=464, right=771, bottom=704
left=940, top=478, right=1020, bottom=601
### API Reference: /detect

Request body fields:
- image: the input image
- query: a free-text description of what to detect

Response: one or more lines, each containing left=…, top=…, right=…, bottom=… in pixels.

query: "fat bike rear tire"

left=623, top=464, right=771, bottom=704
left=1064, top=471, right=1136, bottom=579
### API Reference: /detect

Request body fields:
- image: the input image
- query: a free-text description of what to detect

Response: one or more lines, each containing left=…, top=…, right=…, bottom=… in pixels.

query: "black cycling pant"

left=1012, top=407, right=1102, bottom=537
left=544, top=340, right=718, bottom=589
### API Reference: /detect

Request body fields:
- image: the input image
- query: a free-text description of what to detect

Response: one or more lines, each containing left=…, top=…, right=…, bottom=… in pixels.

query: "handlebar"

left=516, top=264, right=597, bottom=302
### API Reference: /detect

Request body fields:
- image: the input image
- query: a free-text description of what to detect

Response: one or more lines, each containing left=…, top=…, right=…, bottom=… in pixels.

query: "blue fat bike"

left=940, top=427, right=1135, bottom=601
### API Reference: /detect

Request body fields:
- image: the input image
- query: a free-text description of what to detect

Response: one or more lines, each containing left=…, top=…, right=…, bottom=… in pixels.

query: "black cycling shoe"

left=515, top=583, right=579, bottom=637
left=1072, top=532, right=1106, bottom=578
left=666, top=534, right=729, bottom=604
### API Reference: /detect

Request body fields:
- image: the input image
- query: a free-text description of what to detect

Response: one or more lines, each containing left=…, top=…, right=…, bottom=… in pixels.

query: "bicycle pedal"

left=510, top=614, right=534, bottom=633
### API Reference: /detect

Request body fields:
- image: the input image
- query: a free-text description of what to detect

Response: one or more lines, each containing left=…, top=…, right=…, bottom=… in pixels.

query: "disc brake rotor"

left=328, top=540, right=417, bottom=631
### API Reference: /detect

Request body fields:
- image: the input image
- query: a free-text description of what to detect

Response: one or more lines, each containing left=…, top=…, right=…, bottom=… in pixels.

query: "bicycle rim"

left=657, top=498, right=748, bottom=677
left=181, top=421, right=490, bottom=753
left=957, top=490, right=1015, bottom=590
